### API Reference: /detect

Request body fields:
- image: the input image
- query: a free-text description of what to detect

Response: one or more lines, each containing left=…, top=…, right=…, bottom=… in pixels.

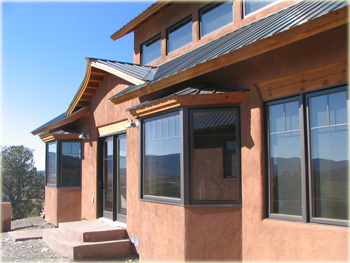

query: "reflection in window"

left=244, top=0, right=277, bottom=16
left=143, top=113, right=181, bottom=199
left=118, top=137, right=127, bottom=215
left=268, top=100, right=302, bottom=216
left=141, top=34, right=161, bottom=65
left=167, top=16, right=192, bottom=54
left=200, top=1, right=233, bottom=37
left=192, top=110, right=239, bottom=202
left=60, top=141, right=81, bottom=187
left=309, top=91, right=348, bottom=220
left=47, top=142, right=57, bottom=185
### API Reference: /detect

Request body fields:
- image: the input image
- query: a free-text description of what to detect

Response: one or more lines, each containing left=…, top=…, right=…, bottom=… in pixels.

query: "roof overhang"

left=31, top=105, right=91, bottom=136
left=40, top=132, right=81, bottom=143
left=65, top=58, right=147, bottom=116
left=110, top=1, right=172, bottom=41
left=110, top=5, right=348, bottom=105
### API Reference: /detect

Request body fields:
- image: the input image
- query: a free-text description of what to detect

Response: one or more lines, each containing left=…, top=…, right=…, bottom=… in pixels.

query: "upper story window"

left=199, top=1, right=233, bottom=38
left=46, top=140, right=82, bottom=187
left=266, top=84, right=348, bottom=226
left=141, top=34, right=161, bottom=65
left=243, top=0, right=278, bottom=17
left=167, top=15, right=193, bottom=54
left=140, top=107, right=241, bottom=205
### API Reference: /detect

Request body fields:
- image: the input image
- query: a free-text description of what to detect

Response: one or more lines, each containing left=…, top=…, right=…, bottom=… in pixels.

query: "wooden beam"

left=129, top=91, right=249, bottom=118
left=256, top=60, right=348, bottom=101
left=111, top=6, right=348, bottom=105
left=80, top=95, right=92, bottom=101
left=41, top=133, right=81, bottom=143
left=98, top=120, right=128, bottom=136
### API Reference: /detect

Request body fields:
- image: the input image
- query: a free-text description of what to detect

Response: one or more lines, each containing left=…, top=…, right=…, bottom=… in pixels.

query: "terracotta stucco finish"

left=45, top=187, right=81, bottom=226
left=134, top=1, right=295, bottom=66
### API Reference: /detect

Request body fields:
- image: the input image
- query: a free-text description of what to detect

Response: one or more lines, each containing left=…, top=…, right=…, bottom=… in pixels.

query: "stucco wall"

left=45, top=187, right=57, bottom=225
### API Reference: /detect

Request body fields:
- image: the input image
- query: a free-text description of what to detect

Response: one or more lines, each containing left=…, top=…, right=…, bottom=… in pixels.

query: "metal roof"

left=110, top=0, right=348, bottom=101
left=193, top=111, right=237, bottom=130
left=127, top=83, right=249, bottom=111
left=89, top=58, right=158, bottom=81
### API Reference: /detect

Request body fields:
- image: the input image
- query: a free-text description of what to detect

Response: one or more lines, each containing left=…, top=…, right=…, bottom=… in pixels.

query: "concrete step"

left=58, top=220, right=126, bottom=242
left=43, top=228, right=132, bottom=260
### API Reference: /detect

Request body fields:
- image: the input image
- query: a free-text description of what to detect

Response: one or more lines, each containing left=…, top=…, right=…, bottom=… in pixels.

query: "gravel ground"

left=1, top=217, right=138, bottom=263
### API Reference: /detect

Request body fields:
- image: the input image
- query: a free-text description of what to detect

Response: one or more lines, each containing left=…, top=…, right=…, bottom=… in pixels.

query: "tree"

left=1, top=145, right=45, bottom=219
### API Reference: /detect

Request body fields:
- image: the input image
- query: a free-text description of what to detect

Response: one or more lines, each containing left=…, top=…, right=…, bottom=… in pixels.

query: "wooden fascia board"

left=110, top=1, right=171, bottom=41
left=90, top=61, right=146, bottom=85
left=66, top=59, right=92, bottom=116
left=41, top=133, right=81, bottom=143
left=32, top=105, right=90, bottom=135
left=129, top=91, right=249, bottom=118
left=111, top=6, right=348, bottom=105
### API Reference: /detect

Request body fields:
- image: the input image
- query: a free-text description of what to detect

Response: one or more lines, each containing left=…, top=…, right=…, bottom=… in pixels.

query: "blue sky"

left=1, top=1, right=155, bottom=170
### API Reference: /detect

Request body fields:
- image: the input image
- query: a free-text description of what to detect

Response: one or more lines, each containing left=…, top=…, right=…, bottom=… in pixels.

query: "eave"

left=110, top=5, right=348, bottom=105
left=32, top=105, right=90, bottom=136
left=129, top=91, right=250, bottom=119
left=110, top=1, right=172, bottom=41
left=40, top=133, right=81, bottom=143
left=65, top=58, right=146, bottom=116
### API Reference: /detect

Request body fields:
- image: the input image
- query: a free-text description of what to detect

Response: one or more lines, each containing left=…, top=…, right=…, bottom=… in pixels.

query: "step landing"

left=43, top=220, right=132, bottom=260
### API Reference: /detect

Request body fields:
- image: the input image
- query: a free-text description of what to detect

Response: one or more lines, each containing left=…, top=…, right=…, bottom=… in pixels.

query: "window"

left=199, top=1, right=233, bottom=38
left=140, top=107, right=241, bottom=205
left=243, top=0, right=278, bottom=17
left=266, top=85, right=348, bottom=226
left=190, top=109, right=241, bottom=204
left=47, top=142, right=57, bottom=185
left=60, top=141, right=81, bottom=187
left=45, top=140, right=82, bottom=187
left=142, top=112, right=181, bottom=201
left=167, top=16, right=192, bottom=54
left=141, top=34, right=161, bottom=65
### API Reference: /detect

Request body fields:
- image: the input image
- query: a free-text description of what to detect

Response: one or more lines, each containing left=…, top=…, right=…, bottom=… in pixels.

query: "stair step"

left=43, top=228, right=132, bottom=260
left=58, top=220, right=126, bottom=242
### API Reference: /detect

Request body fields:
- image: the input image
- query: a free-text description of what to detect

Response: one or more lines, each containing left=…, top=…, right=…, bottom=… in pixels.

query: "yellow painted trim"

left=98, top=120, right=128, bottom=137
left=91, top=61, right=145, bottom=85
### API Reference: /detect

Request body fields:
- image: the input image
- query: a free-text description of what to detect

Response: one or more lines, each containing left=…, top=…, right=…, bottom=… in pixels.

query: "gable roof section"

left=110, top=0, right=348, bottom=104
left=110, top=1, right=171, bottom=41
left=65, top=57, right=156, bottom=116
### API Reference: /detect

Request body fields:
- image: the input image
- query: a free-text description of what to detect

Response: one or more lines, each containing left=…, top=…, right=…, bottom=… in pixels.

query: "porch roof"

left=109, top=0, right=348, bottom=104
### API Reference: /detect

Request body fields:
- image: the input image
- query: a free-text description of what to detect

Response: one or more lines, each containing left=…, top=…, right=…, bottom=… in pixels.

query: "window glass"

left=144, top=114, right=181, bottom=199
left=309, top=91, right=348, bottom=220
left=47, top=142, right=57, bottom=185
left=167, top=16, right=192, bottom=53
left=60, top=141, right=81, bottom=187
left=200, top=1, right=233, bottom=37
left=118, top=138, right=127, bottom=215
left=269, top=101, right=302, bottom=216
left=192, top=110, right=239, bottom=202
left=244, top=0, right=277, bottom=16
left=141, top=35, right=161, bottom=65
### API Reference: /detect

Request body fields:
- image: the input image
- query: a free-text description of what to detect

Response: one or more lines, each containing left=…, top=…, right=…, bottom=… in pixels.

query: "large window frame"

left=265, top=84, right=348, bottom=227
left=141, top=34, right=161, bottom=65
left=199, top=1, right=233, bottom=38
left=166, top=15, right=193, bottom=55
left=45, top=140, right=82, bottom=188
left=140, top=106, right=242, bottom=206
left=242, top=0, right=279, bottom=18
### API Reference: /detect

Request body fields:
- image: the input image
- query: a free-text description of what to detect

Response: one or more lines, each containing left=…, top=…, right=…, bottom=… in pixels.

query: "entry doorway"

left=99, top=133, right=127, bottom=223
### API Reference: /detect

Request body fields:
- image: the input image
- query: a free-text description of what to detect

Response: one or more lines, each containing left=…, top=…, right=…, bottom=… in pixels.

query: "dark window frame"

left=45, top=140, right=82, bottom=188
left=166, top=15, right=193, bottom=55
left=265, top=83, right=348, bottom=227
left=139, top=106, right=242, bottom=206
left=199, top=1, right=233, bottom=38
left=140, top=33, right=161, bottom=65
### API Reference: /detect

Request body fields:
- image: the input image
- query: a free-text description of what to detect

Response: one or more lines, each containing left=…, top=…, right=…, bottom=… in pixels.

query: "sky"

left=1, top=1, right=156, bottom=170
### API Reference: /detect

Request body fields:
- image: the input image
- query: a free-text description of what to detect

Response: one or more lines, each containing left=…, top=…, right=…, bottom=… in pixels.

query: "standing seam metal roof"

left=110, top=0, right=348, bottom=100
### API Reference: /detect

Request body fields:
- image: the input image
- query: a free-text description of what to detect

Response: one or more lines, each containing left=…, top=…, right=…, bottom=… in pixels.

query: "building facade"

left=32, top=0, right=349, bottom=261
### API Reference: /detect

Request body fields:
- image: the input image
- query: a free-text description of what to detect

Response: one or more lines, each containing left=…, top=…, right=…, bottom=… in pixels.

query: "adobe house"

left=32, top=0, right=349, bottom=261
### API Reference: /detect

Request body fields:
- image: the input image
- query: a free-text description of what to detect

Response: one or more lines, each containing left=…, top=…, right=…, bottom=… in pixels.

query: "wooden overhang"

left=40, top=132, right=82, bottom=143
left=110, top=5, right=348, bottom=105
left=31, top=105, right=90, bottom=136
left=128, top=84, right=250, bottom=119
left=110, top=1, right=172, bottom=41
